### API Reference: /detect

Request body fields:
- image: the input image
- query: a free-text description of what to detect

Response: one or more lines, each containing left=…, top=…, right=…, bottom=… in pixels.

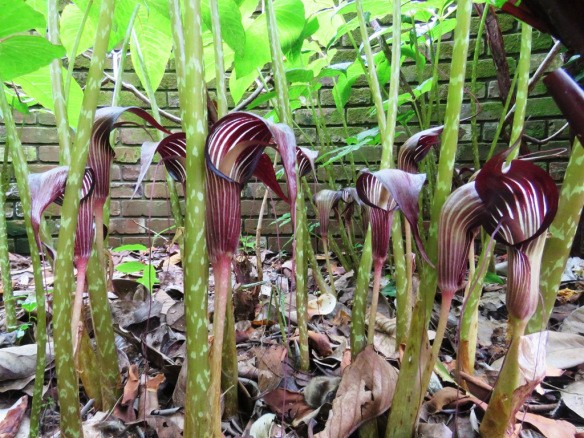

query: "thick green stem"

left=168, top=0, right=211, bottom=434
left=0, top=82, right=48, bottom=438
left=470, top=6, right=489, bottom=170
left=351, top=228, right=373, bottom=357
left=528, top=140, right=584, bottom=333
left=0, top=154, right=15, bottom=331
left=209, top=0, right=228, bottom=116
left=86, top=247, right=121, bottom=409
left=51, top=0, right=115, bottom=435
left=396, top=221, right=413, bottom=347
left=48, top=0, right=71, bottom=166
left=508, top=23, right=532, bottom=154
left=295, top=190, right=310, bottom=371
left=131, top=31, right=184, bottom=228
left=322, top=238, right=336, bottom=296
left=64, top=0, right=93, bottom=103
left=386, top=0, right=473, bottom=435
left=480, top=318, right=527, bottom=437
left=305, top=228, right=330, bottom=295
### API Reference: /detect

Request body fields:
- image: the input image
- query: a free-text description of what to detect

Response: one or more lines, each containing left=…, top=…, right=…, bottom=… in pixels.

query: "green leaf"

left=234, top=0, right=306, bottom=77
left=201, top=0, right=246, bottom=56
left=14, top=65, right=84, bottom=129
left=228, top=69, right=257, bottom=105
left=381, top=278, right=397, bottom=298
left=115, top=261, right=147, bottom=273
left=59, top=3, right=98, bottom=58
left=112, top=244, right=149, bottom=252
left=131, top=5, right=174, bottom=92
left=0, top=36, right=66, bottom=81
left=136, top=264, right=159, bottom=289
left=484, top=272, right=505, bottom=285
left=0, top=0, right=45, bottom=39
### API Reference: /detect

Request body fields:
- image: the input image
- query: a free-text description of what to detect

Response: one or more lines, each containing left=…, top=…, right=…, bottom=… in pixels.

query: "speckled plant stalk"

left=0, top=81, right=48, bottom=438
left=168, top=0, right=211, bottom=435
left=528, top=140, right=584, bottom=333
left=86, top=248, right=122, bottom=409
left=64, top=0, right=93, bottom=102
left=508, top=23, right=532, bottom=153
left=264, top=0, right=309, bottom=370
left=48, top=0, right=71, bottom=166
left=51, top=0, right=115, bottom=435
left=470, top=6, right=489, bottom=170
left=0, top=153, right=15, bottom=331
left=207, top=0, right=239, bottom=416
left=351, top=228, right=373, bottom=357
left=131, top=31, right=184, bottom=230
left=386, top=0, right=473, bottom=435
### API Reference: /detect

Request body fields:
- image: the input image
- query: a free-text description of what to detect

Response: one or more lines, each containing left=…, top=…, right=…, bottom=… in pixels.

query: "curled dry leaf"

left=0, top=345, right=37, bottom=382
left=307, top=293, right=336, bottom=317
left=562, top=381, right=584, bottom=421
left=316, top=346, right=398, bottom=438
left=249, top=413, right=277, bottom=438
left=0, top=395, right=28, bottom=438
left=426, top=387, right=464, bottom=414
left=114, top=364, right=140, bottom=422
left=308, top=331, right=333, bottom=357
left=257, top=345, right=287, bottom=393
left=263, top=388, right=313, bottom=423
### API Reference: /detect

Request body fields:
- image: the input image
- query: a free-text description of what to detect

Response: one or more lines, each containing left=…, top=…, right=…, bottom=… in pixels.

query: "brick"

left=19, top=127, right=59, bottom=144
left=121, top=200, right=173, bottom=217
left=549, top=162, right=568, bottom=181
left=113, top=147, right=141, bottom=164
left=108, top=218, right=146, bottom=235
left=0, top=146, right=37, bottom=162
left=111, top=182, right=139, bottom=198
left=38, top=146, right=61, bottom=163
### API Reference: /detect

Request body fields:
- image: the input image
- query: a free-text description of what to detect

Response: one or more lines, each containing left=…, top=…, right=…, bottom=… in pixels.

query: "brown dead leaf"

left=308, top=331, right=333, bottom=357
left=0, top=395, right=27, bottom=438
left=0, top=345, right=37, bottom=381
left=307, top=293, right=336, bottom=317
left=257, top=345, right=287, bottom=393
left=316, top=346, right=398, bottom=438
left=263, top=389, right=313, bottom=422
left=114, top=365, right=140, bottom=422
left=517, top=412, right=577, bottom=438
left=426, top=387, right=464, bottom=414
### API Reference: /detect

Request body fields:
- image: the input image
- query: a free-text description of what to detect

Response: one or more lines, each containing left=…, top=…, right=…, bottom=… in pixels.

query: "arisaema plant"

left=437, top=151, right=559, bottom=436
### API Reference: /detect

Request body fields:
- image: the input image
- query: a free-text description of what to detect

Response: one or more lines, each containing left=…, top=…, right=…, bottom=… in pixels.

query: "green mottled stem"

left=387, top=0, right=473, bottom=435
left=351, top=228, right=373, bottom=358
left=470, top=6, right=489, bottom=169
left=295, top=191, right=310, bottom=370
left=355, top=0, right=387, bottom=140
left=209, top=0, right=228, bottom=116
left=337, top=214, right=358, bottom=271
left=71, top=264, right=87, bottom=353
left=528, top=140, right=584, bottom=333
left=322, top=238, right=336, bottom=296
left=396, top=220, right=413, bottom=347
left=0, top=154, right=15, bottom=331
left=131, top=31, right=184, bottom=229
left=209, top=257, right=230, bottom=435
left=48, top=0, right=71, bottom=166
left=459, top=243, right=481, bottom=374
left=51, top=0, right=115, bottom=435
left=305, top=228, right=330, bottom=295
left=264, top=0, right=309, bottom=370
left=168, top=0, right=211, bottom=435
left=64, top=0, right=93, bottom=103
left=86, top=248, right=121, bottom=410
left=508, top=23, right=532, bottom=153
left=480, top=318, right=527, bottom=437
left=367, top=259, right=383, bottom=344
left=0, top=82, right=48, bottom=438
left=255, top=191, right=268, bottom=282
left=112, top=6, right=138, bottom=106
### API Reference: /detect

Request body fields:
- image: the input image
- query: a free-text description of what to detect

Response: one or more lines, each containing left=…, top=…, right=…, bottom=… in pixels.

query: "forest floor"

left=0, top=245, right=583, bottom=437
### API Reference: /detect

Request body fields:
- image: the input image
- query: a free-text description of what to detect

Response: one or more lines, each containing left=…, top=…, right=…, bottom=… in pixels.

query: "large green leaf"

left=131, top=5, right=173, bottom=92
left=201, top=0, right=246, bottom=56
left=59, top=3, right=98, bottom=58
left=228, top=69, right=257, bottom=105
left=0, top=36, right=65, bottom=81
left=14, top=65, right=84, bottom=129
left=0, top=0, right=45, bottom=39
left=234, top=0, right=306, bottom=77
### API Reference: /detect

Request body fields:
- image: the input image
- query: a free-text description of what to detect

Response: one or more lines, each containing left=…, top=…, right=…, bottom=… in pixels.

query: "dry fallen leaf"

left=0, top=345, right=37, bottom=382
left=257, top=345, right=287, bottom=393
left=307, top=293, right=336, bottom=317
left=0, top=395, right=28, bottom=438
left=263, top=388, right=313, bottom=423
left=114, top=364, right=140, bottom=422
left=562, top=381, right=584, bottom=421
left=308, top=331, right=333, bottom=357
left=316, top=346, right=398, bottom=438
left=426, top=387, right=464, bottom=414
left=544, top=331, right=584, bottom=369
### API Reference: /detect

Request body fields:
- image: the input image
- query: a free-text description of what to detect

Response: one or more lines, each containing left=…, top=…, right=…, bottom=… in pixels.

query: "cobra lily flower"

left=29, top=166, right=95, bottom=340
left=356, top=169, right=428, bottom=340
left=438, top=151, right=558, bottom=319
left=204, top=111, right=298, bottom=420
left=437, top=151, right=559, bottom=435
left=397, top=126, right=443, bottom=173
left=314, top=189, right=343, bottom=294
